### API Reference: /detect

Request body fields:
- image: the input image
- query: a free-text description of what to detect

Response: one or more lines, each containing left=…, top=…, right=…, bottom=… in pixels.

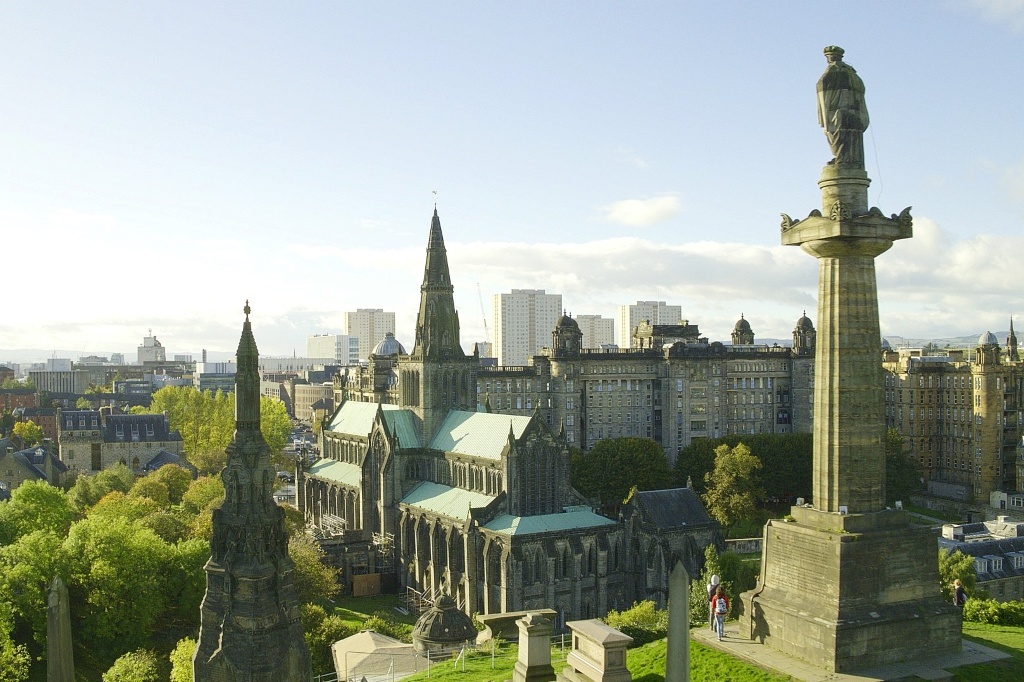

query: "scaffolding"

left=311, top=513, right=347, bottom=541
left=372, top=531, right=394, bottom=574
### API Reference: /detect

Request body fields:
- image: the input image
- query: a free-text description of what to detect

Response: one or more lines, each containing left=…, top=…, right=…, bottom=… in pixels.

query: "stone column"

left=782, top=165, right=908, bottom=515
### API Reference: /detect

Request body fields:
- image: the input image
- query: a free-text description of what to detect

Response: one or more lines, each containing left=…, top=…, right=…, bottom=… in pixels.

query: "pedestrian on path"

left=707, top=574, right=720, bottom=630
left=711, top=585, right=729, bottom=641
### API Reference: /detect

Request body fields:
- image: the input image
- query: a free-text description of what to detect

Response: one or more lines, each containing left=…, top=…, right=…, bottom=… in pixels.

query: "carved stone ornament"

left=829, top=201, right=852, bottom=221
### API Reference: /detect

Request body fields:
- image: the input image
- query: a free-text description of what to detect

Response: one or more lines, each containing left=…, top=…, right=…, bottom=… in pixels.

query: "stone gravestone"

left=665, top=560, right=689, bottom=682
left=46, top=576, right=74, bottom=682
left=513, top=612, right=556, bottom=682
left=557, top=620, right=632, bottom=682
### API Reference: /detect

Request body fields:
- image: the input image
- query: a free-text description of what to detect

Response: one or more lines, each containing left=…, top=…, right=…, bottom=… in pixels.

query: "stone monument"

left=193, top=303, right=312, bottom=681
left=740, top=48, right=960, bottom=672
left=513, top=612, right=556, bottom=682
left=46, top=576, right=74, bottom=682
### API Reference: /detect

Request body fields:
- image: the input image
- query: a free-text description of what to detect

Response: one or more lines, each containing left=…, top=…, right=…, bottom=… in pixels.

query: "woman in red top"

left=711, top=585, right=729, bottom=641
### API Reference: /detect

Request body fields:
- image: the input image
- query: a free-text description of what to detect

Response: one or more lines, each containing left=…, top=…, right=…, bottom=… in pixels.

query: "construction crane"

left=477, top=283, right=490, bottom=345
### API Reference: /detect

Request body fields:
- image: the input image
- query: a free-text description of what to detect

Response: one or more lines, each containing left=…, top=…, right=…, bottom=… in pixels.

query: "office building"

left=617, top=301, right=682, bottom=348
left=307, top=333, right=360, bottom=365
left=574, top=314, right=615, bottom=349
left=344, top=309, right=396, bottom=363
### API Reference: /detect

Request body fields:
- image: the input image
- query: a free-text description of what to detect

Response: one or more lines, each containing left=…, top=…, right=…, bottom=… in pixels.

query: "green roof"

left=399, top=481, right=495, bottom=522
left=382, top=410, right=420, bottom=448
left=307, top=458, right=361, bottom=487
left=326, top=401, right=404, bottom=438
left=428, top=410, right=532, bottom=460
left=483, top=508, right=617, bottom=536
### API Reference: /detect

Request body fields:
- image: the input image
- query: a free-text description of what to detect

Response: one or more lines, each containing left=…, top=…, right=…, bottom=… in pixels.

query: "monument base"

left=740, top=507, right=961, bottom=673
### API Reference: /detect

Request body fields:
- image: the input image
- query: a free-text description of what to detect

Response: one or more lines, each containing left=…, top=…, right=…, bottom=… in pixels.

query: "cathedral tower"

left=194, top=303, right=311, bottom=682
left=399, top=208, right=479, bottom=441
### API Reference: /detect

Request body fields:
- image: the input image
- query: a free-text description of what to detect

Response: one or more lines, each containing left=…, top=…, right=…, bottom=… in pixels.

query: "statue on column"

left=817, top=45, right=869, bottom=168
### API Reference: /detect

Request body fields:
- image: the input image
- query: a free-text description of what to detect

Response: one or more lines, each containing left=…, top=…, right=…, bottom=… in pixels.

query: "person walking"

left=711, top=585, right=729, bottom=641
left=953, top=579, right=967, bottom=610
left=706, top=574, right=720, bottom=630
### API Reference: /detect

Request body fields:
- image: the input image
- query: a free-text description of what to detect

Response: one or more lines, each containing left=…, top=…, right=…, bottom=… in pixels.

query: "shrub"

left=362, top=610, right=413, bottom=643
left=602, top=601, right=668, bottom=647
left=963, top=597, right=1024, bottom=626
left=102, top=649, right=161, bottom=682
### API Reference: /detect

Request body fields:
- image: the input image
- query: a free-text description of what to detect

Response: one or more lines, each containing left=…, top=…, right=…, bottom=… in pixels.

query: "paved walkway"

left=690, top=622, right=1009, bottom=681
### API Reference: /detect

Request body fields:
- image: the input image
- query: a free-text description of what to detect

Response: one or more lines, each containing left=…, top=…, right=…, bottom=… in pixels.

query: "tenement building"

left=472, top=312, right=815, bottom=463
left=303, top=209, right=721, bottom=624
left=883, top=326, right=1024, bottom=502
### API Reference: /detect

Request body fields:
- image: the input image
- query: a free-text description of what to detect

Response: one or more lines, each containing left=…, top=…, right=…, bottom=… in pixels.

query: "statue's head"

left=823, top=45, right=845, bottom=63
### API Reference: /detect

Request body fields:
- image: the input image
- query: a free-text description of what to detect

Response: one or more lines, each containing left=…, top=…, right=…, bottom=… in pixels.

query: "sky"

left=1, top=2, right=1023, bottom=361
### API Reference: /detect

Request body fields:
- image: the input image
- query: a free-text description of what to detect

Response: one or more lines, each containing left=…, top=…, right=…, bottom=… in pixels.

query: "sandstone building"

left=883, top=327, right=1023, bottom=503
left=301, top=210, right=720, bottom=624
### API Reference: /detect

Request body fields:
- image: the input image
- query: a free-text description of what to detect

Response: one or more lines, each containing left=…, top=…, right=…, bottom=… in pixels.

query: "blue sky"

left=2, top=2, right=1022, bottom=359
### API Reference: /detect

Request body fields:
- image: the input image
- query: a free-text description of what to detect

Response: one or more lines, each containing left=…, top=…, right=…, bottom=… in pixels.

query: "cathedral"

left=298, top=209, right=720, bottom=623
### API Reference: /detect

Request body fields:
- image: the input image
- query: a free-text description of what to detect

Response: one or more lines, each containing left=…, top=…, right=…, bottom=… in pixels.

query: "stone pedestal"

left=744, top=509, right=961, bottom=671
left=513, top=613, right=556, bottom=682
left=558, top=620, right=632, bottom=682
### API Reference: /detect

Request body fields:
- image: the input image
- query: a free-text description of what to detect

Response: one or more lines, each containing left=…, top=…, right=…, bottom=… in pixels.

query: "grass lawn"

left=397, top=636, right=794, bottom=682
left=332, top=592, right=421, bottom=628
left=952, top=622, right=1024, bottom=681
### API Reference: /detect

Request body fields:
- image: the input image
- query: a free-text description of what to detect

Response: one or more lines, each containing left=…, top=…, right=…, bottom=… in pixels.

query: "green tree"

left=161, top=538, right=210, bottom=635
left=938, top=549, right=976, bottom=601
left=289, top=533, right=340, bottom=604
left=676, top=433, right=812, bottom=505
left=70, top=464, right=137, bottom=511
left=570, top=438, right=674, bottom=514
left=0, top=584, right=30, bottom=682
left=87, top=492, right=161, bottom=523
left=138, top=511, right=189, bottom=544
left=147, top=464, right=193, bottom=505
left=129, top=478, right=171, bottom=508
left=180, top=475, right=225, bottom=515
left=0, top=378, right=34, bottom=389
left=63, top=516, right=173, bottom=659
left=0, top=412, right=14, bottom=438
left=702, top=443, right=764, bottom=534
left=0, top=530, right=66, bottom=648
left=300, top=604, right=357, bottom=675
left=0, top=479, right=76, bottom=545
left=885, top=428, right=923, bottom=505
left=168, top=637, right=197, bottom=682
left=142, top=387, right=293, bottom=474
left=76, top=397, right=93, bottom=409
left=11, top=421, right=43, bottom=447
left=102, top=649, right=161, bottom=682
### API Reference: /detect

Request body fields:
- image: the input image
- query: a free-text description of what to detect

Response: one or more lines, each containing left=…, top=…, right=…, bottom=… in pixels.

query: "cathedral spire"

left=1008, top=317, right=1019, bottom=362
left=411, top=208, right=464, bottom=359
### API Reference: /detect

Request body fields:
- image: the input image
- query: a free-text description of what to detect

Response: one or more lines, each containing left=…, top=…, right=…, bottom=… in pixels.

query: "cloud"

left=601, top=195, right=681, bottom=227
left=969, top=0, right=1024, bottom=32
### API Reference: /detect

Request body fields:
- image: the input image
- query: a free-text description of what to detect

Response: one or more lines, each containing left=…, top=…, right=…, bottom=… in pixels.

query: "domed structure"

left=731, top=314, right=754, bottom=345
left=372, top=331, right=406, bottom=357
left=551, top=311, right=583, bottom=357
left=978, top=331, right=999, bottom=347
left=792, top=311, right=816, bottom=356
left=881, top=337, right=891, bottom=351
left=411, top=595, right=477, bottom=653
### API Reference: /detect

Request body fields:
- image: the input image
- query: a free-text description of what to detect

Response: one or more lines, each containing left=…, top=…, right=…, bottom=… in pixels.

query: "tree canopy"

left=702, top=442, right=764, bottom=533
left=677, top=433, right=811, bottom=504
left=938, top=549, right=977, bottom=601
left=140, top=386, right=292, bottom=473
left=885, top=428, right=924, bottom=505
left=11, top=421, right=43, bottom=447
left=570, top=438, right=674, bottom=514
